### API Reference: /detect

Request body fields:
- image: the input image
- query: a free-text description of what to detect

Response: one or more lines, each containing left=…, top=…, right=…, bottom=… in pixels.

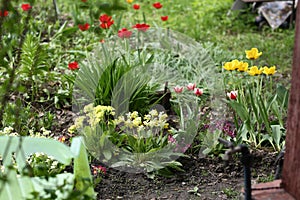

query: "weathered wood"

left=282, top=0, right=300, bottom=198
left=252, top=180, right=295, bottom=200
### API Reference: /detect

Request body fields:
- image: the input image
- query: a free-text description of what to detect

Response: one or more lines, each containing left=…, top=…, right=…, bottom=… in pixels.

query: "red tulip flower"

left=118, top=28, right=132, bottom=39
left=81, top=0, right=87, bottom=2
left=187, top=83, right=196, bottom=91
left=227, top=91, right=238, bottom=100
left=132, top=23, right=150, bottom=32
left=99, top=14, right=114, bottom=29
left=21, top=4, right=32, bottom=11
left=78, top=23, right=90, bottom=31
left=194, top=88, right=203, bottom=96
left=153, top=2, right=162, bottom=9
left=133, top=4, right=140, bottom=10
left=68, top=62, right=79, bottom=70
left=0, top=10, right=9, bottom=17
left=174, top=86, right=183, bottom=93
left=161, top=16, right=168, bottom=21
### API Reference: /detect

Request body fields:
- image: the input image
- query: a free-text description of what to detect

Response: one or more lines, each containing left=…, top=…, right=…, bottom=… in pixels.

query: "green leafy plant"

left=0, top=136, right=95, bottom=200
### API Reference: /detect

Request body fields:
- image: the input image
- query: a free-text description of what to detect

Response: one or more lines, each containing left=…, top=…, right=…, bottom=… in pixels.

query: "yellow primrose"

left=262, top=66, right=276, bottom=75
left=248, top=66, right=263, bottom=76
left=149, top=109, right=158, bottom=117
left=245, top=48, right=262, bottom=60
left=130, top=111, right=139, bottom=119
left=237, top=61, right=249, bottom=72
left=132, top=117, right=142, bottom=127
left=126, top=0, right=133, bottom=3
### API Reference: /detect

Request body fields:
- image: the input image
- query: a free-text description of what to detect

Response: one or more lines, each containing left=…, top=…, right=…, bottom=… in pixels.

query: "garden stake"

left=218, top=138, right=251, bottom=200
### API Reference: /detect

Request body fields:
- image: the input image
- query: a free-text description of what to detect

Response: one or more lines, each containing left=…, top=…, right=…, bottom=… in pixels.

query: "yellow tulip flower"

left=248, top=66, right=263, bottom=76
left=262, top=66, right=276, bottom=75
left=223, top=60, right=239, bottom=71
left=126, top=0, right=133, bottom=3
left=237, top=61, right=249, bottom=72
left=245, top=48, right=262, bottom=60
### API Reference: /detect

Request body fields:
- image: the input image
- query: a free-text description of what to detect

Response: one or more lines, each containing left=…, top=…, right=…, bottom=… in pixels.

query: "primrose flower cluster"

left=114, top=109, right=169, bottom=136
left=223, top=48, right=277, bottom=76
left=68, top=104, right=115, bottom=133
left=68, top=104, right=170, bottom=138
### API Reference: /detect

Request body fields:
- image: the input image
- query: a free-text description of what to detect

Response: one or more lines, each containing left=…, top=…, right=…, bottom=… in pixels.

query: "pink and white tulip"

left=174, top=86, right=184, bottom=93
left=194, top=88, right=203, bottom=96
left=187, top=83, right=196, bottom=91
left=227, top=90, right=238, bottom=100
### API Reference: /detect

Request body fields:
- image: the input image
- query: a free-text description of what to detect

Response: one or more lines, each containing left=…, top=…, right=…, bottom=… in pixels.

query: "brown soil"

left=96, top=149, right=278, bottom=200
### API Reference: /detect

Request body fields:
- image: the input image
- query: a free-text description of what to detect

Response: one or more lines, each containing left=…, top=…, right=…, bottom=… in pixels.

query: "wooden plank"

left=252, top=180, right=295, bottom=200
left=282, top=0, right=300, bottom=198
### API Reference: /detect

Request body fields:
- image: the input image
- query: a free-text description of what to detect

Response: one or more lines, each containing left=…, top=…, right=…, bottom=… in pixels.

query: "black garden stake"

left=218, top=138, right=252, bottom=200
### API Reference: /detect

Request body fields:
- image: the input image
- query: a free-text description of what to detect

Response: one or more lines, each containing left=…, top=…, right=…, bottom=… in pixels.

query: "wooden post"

left=282, top=0, right=300, bottom=198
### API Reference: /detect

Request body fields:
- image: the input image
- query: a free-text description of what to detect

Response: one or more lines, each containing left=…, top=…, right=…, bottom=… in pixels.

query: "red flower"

left=100, top=39, right=105, bottom=43
left=227, top=91, right=238, bottom=100
left=161, top=16, right=168, bottom=21
left=153, top=2, right=162, bottom=9
left=0, top=10, right=9, bottom=17
left=132, top=23, right=150, bottom=32
left=194, top=88, right=203, bottom=96
left=21, top=4, right=32, bottom=11
left=78, top=23, right=90, bottom=31
left=68, top=62, right=79, bottom=70
left=133, top=4, right=140, bottom=10
left=118, top=28, right=132, bottom=39
left=99, top=14, right=114, bottom=29
left=81, top=0, right=87, bottom=2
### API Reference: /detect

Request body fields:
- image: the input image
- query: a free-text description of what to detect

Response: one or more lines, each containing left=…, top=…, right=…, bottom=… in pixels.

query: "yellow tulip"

left=245, top=48, right=262, bottom=60
left=262, top=66, right=276, bottom=75
left=237, top=61, right=249, bottom=72
left=248, top=66, right=263, bottom=76
left=223, top=60, right=239, bottom=71
left=126, top=0, right=133, bottom=3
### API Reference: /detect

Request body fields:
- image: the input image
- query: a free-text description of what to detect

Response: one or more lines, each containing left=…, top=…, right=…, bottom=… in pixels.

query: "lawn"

left=0, top=0, right=293, bottom=199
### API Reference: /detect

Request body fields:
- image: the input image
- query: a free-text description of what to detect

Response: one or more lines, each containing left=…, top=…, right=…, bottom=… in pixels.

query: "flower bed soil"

left=95, top=150, right=277, bottom=200
left=52, top=108, right=278, bottom=200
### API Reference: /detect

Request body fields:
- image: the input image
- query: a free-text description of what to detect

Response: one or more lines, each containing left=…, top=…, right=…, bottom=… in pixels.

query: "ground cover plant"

left=0, top=0, right=294, bottom=199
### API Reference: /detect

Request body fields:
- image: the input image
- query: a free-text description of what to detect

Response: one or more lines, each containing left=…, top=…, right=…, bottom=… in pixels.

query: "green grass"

left=151, top=0, right=294, bottom=75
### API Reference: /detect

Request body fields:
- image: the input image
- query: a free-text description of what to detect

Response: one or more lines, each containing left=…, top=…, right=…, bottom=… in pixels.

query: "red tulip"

left=99, top=14, right=114, bottom=29
left=161, top=16, right=168, bottom=21
left=21, top=4, right=32, bottom=11
left=68, top=62, right=79, bottom=70
left=133, top=4, right=140, bottom=10
left=153, top=2, right=162, bottom=9
left=0, top=10, right=9, bottom=17
left=118, top=28, right=132, bottom=39
left=78, top=23, right=90, bottom=31
left=132, top=23, right=150, bottom=32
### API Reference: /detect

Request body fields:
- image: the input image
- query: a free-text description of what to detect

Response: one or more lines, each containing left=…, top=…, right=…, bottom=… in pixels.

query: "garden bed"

left=96, top=149, right=277, bottom=200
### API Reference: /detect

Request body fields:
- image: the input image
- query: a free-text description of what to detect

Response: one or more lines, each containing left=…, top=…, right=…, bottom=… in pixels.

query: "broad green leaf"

left=71, top=137, right=95, bottom=198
